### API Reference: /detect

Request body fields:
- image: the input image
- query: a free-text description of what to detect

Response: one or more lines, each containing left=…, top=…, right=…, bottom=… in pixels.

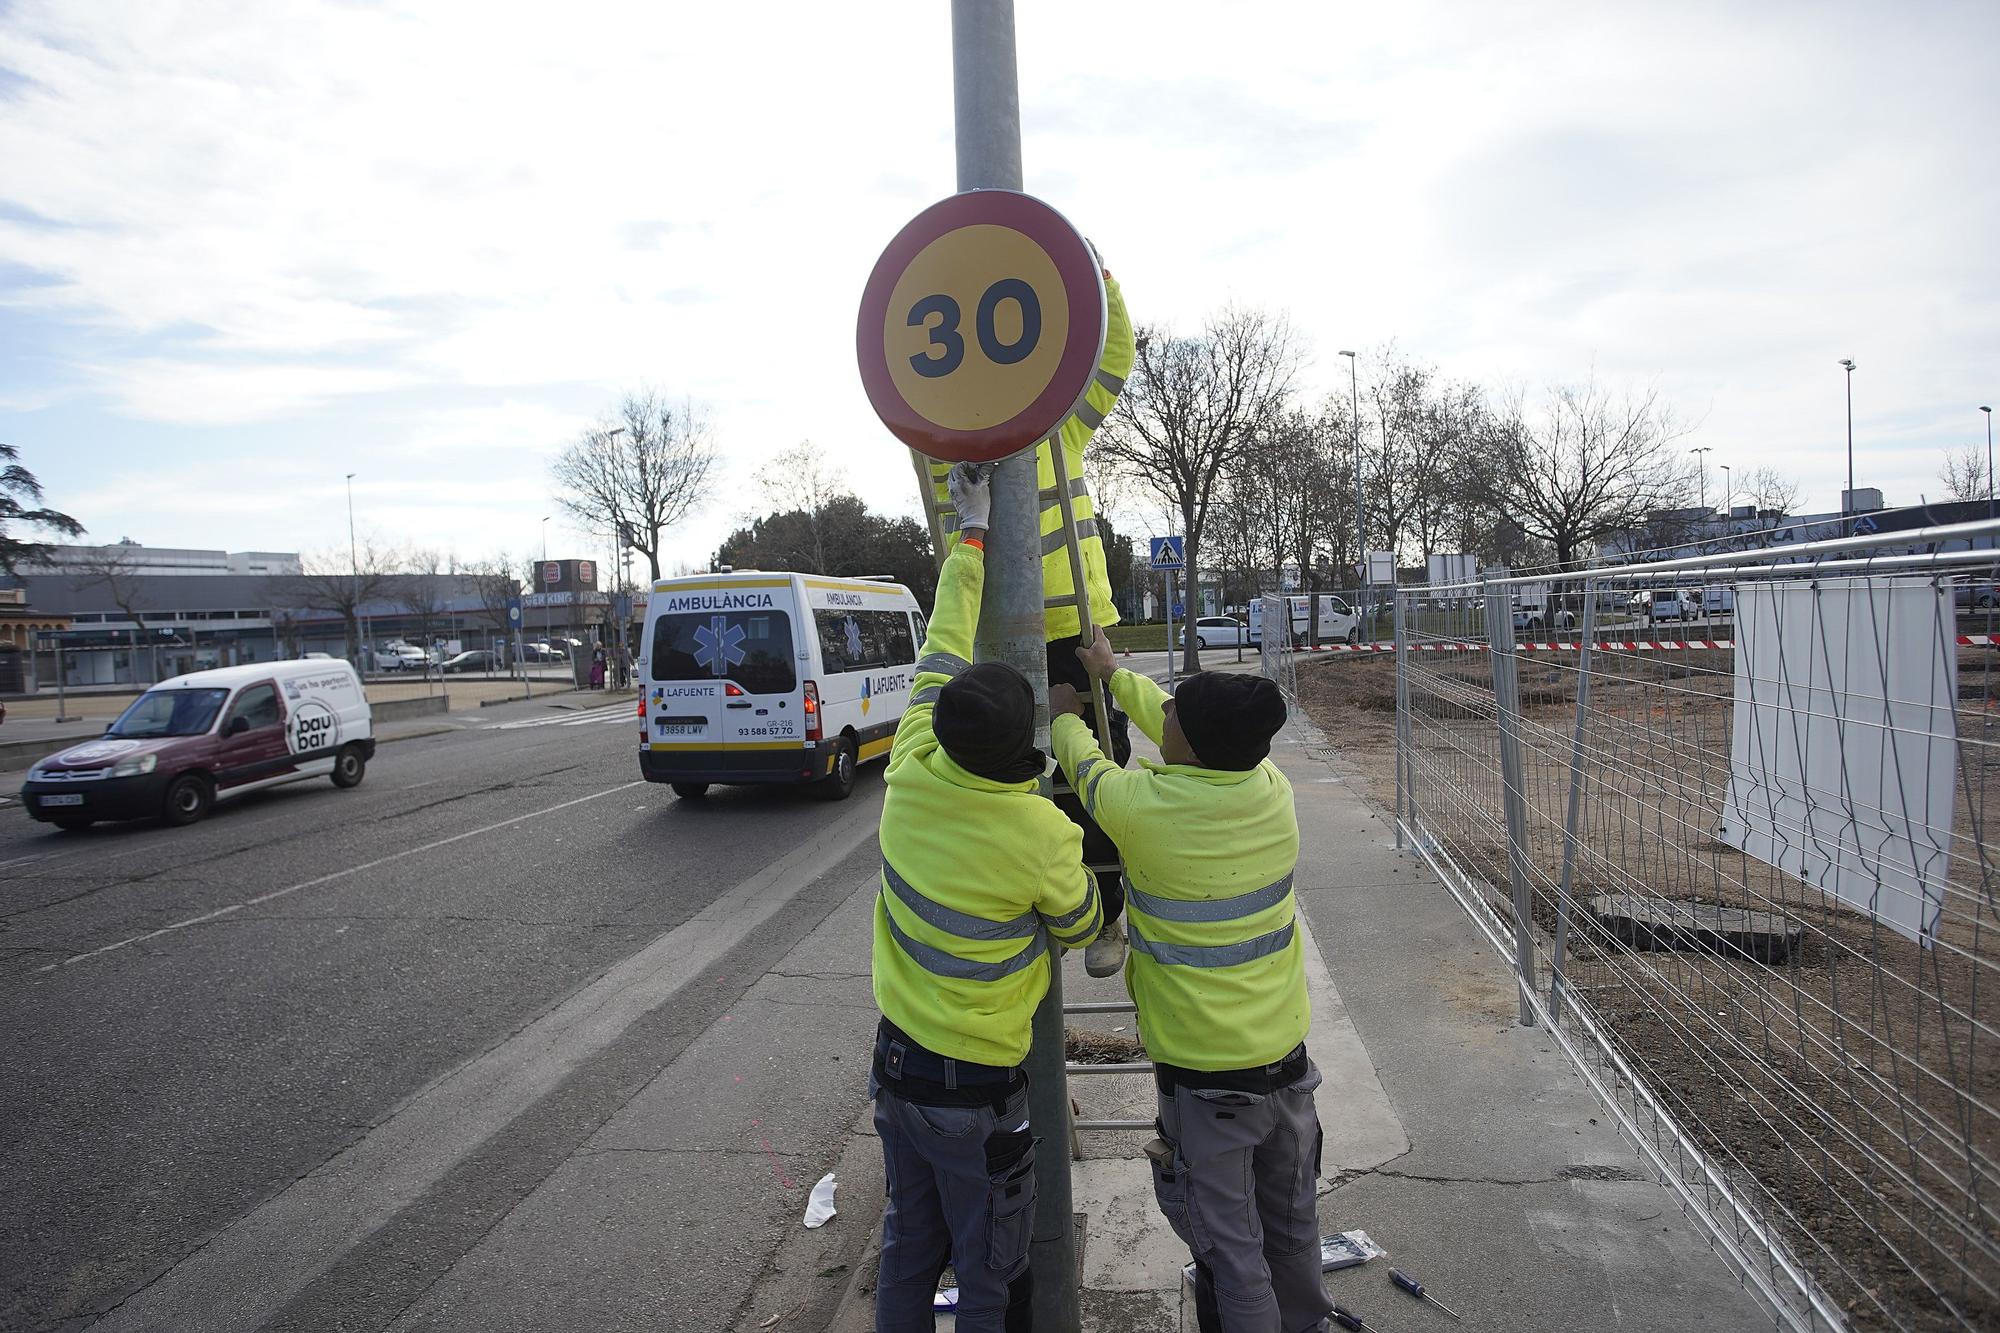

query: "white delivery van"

left=638, top=571, right=924, bottom=801
left=1246, top=594, right=1360, bottom=647
left=21, top=660, right=373, bottom=829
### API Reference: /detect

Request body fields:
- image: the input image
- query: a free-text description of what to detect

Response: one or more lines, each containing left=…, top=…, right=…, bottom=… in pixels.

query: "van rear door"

left=645, top=585, right=805, bottom=750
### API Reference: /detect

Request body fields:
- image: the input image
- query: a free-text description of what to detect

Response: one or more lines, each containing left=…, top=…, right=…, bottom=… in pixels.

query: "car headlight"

left=111, top=754, right=158, bottom=778
left=26, top=765, right=46, bottom=781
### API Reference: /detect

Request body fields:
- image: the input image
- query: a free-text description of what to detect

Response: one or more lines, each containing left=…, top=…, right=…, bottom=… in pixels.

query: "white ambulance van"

left=638, top=571, right=924, bottom=801
left=21, top=660, right=374, bottom=830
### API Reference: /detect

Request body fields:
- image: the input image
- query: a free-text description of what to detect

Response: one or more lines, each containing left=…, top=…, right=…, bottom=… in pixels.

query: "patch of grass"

left=1103, top=622, right=1171, bottom=652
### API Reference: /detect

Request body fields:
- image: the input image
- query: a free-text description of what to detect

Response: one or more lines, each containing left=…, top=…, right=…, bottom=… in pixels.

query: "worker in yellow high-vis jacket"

left=1047, top=630, right=1330, bottom=1333
left=871, top=462, right=1103, bottom=1333
left=929, top=264, right=1136, bottom=980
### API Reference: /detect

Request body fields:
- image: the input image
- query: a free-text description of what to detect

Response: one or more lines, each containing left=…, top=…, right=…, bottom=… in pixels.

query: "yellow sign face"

left=881, top=224, right=1071, bottom=434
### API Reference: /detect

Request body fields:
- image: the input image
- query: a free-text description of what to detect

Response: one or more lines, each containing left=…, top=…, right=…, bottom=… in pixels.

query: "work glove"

left=947, top=461, right=993, bottom=532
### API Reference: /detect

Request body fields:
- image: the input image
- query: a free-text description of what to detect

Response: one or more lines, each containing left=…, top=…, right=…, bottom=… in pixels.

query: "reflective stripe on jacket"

left=873, top=542, right=1103, bottom=1067
left=931, top=275, right=1134, bottom=641
left=1049, top=668, right=1307, bottom=1071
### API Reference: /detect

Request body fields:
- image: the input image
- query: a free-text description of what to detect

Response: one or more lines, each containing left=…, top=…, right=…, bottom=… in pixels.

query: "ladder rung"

left=1084, top=862, right=1124, bottom=874
left=1064, top=1000, right=1137, bottom=1013
left=1044, top=593, right=1080, bottom=608
left=1064, top=1061, right=1156, bottom=1075
left=1075, top=1118, right=1153, bottom=1132
left=1051, top=783, right=1075, bottom=796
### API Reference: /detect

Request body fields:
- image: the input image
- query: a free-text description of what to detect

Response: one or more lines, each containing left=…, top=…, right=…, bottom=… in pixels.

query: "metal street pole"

left=1691, top=446, right=1711, bottom=519
left=1838, top=358, right=1856, bottom=509
left=1340, top=349, right=1361, bottom=625
left=345, top=472, right=363, bottom=669
left=540, top=516, right=552, bottom=669
left=951, top=4, right=1078, bottom=1327
left=1983, top=406, right=1994, bottom=523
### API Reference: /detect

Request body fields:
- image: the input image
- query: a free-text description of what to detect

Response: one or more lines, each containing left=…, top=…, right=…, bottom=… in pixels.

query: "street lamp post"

left=541, top=515, right=552, bottom=656
left=345, top=472, right=363, bottom=669
left=1838, top=358, right=1856, bottom=509
left=1719, top=463, right=1732, bottom=515
left=1339, top=350, right=1361, bottom=623
left=1690, top=447, right=1712, bottom=543
left=1983, top=406, right=1994, bottom=522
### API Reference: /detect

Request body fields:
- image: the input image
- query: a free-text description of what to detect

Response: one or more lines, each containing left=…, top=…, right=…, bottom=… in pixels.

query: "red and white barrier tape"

left=1293, top=634, right=1995, bottom=656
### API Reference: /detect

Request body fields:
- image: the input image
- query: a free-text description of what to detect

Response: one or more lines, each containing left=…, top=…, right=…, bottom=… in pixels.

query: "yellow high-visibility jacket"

left=1049, top=668, right=1308, bottom=1071
left=930, top=275, right=1134, bottom=642
left=873, top=542, right=1104, bottom=1067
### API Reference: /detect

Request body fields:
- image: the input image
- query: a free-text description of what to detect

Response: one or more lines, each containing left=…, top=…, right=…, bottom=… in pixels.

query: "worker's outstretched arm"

left=1036, top=820, right=1102, bottom=952
left=891, top=464, right=991, bottom=768
left=1106, top=665, right=1171, bottom=747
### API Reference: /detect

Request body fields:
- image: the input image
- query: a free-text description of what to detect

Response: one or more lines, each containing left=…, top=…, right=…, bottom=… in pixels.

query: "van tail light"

left=803, top=680, right=822, bottom=741
left=725, top=682, right=745, bottom=697
left=637, top=695, right=647, bottom=720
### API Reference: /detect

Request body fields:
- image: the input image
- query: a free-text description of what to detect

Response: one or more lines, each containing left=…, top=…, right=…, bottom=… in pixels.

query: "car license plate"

left=659, top=723, right=704, bottom=736
left=38, top=794, right=84, bottom=807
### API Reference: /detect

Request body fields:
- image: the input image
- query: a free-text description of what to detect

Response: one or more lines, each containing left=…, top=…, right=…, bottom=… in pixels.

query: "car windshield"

left=108, top=688, right=230, bottom=738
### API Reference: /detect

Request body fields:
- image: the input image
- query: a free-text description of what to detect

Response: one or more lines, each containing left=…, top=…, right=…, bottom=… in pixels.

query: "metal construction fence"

left=1380, top=519, right=2000, bottom=1332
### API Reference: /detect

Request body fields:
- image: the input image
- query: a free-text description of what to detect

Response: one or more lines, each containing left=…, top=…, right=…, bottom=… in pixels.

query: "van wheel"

left=817, top=739, right=857, bottom=801
left=1347, top=626, right=1360, bottom=645
left=162, top=773, right=213, bottom=827
left=331, top=745, right=367, bottom=789
left=671, top=782, right=709, bottom=800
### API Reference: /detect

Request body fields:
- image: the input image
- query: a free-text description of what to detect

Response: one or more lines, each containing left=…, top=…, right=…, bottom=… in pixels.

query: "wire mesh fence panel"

left=1393, top=527, right=2000, bottom=1333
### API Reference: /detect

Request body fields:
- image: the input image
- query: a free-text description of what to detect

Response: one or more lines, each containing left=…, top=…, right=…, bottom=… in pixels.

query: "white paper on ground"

left=803, top=1171, right=837, bottom=1228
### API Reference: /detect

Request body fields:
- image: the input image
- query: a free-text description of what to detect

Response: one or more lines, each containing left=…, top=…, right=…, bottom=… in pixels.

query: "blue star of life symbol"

left=693, top=615, right=747, bottom=676
left=842, top=617, right=864, bottom=661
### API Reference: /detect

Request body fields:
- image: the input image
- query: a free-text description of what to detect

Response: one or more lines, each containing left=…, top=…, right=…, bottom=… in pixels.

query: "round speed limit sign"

left=857, top=190, right=1106, bottom=464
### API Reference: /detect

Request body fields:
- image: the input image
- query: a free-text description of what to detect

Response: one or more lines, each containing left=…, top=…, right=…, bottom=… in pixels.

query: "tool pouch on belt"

left=984, top=1125, right=1037, bottom=1277
left=1145, top=1126, right=1214, bottom=1255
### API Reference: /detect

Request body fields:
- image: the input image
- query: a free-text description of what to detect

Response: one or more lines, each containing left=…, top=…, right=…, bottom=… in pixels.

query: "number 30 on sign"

left=857, top=190, right=1106, bottom=464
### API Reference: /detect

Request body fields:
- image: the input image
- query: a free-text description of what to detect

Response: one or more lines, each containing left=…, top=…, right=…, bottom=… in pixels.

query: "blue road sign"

left=1172, top=602, right=1185, bottom=617
left=1150, top=535, right=1185, bottom=570
left=506, top=597, right=523, bottom=627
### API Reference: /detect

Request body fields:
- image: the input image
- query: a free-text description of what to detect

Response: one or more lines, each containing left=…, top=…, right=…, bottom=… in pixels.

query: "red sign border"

left=856, top=190, right=1105, bottom=463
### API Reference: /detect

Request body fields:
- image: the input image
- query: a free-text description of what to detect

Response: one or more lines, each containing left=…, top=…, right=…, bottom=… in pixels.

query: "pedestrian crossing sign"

left=1150, top=536, right=1185, bottom=570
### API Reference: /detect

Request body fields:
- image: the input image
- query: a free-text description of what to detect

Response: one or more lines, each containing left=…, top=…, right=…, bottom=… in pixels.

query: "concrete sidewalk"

left=829, top=702, right=1776, bottom=1331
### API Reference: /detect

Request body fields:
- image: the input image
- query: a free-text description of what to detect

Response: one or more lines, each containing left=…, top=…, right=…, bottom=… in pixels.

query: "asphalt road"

left=0, top=695, right=887, bottom=1332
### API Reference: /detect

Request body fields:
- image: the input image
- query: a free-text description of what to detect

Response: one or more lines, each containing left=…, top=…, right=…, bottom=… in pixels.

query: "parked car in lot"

left=1640, top=590, right=1696, bottom=622
left=1954, top=580, right=1999, bottom=610
left=523, top=641, right=568, bottom=661
left=1513, top=603, right=1576, bottom=634
left=20, top=660, right=374, bottom=830
left=1179, top=615, right=1251, bottom=649
left=440, top=650, right=495, bottom=673
left=375, top=644, right=430, bottom=672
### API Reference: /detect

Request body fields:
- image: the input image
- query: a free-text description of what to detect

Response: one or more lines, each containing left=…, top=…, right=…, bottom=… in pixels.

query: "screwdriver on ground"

left=1390, top=1267, right=1463, bottom=1321
left=1331, top=1303, right=1381, bottom=1332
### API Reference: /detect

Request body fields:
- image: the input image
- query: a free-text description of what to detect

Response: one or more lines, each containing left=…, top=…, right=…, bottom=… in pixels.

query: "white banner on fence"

left=1718, top=577, right=1956, bottom=946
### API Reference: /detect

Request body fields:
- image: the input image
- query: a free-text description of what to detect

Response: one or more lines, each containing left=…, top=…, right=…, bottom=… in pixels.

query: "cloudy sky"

left=1, top=0, right=1994, bottom=574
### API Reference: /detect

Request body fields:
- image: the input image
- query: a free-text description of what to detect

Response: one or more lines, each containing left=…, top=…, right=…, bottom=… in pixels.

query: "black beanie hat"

left=934, top=661, right=1046, bottom=784
left=1173, top=672, right=1287, bottom=771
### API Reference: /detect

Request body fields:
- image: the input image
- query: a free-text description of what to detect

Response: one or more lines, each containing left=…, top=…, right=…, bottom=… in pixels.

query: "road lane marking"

left=33, top=781, right=647, bottom=974
left=85, top=802, right=883, bottom=1333
left=485, top=703, right=633, bottom=731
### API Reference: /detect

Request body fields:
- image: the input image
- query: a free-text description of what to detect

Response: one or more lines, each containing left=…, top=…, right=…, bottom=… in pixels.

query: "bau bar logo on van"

left=288, top=700, right=340, bottom=755
left=661, top=591, right=775, bottom=613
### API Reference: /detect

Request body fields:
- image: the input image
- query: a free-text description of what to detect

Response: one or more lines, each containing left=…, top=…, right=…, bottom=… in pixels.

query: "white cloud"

left=0, top=0, right=1995, bottom=567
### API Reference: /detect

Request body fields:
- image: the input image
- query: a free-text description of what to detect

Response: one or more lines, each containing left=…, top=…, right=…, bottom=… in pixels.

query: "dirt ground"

left=1296, top=649, right=2000, bottom=1331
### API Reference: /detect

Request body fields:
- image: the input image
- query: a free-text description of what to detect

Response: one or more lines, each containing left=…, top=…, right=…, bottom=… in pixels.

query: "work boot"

left=1085, top=917, right=1127, bottom=978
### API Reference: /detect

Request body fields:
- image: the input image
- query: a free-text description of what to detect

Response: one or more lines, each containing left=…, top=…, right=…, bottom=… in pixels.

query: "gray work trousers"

left=1152, top=1061, right=1333, bottom=1333
left=872, top=1081, right=1036, bottom=1333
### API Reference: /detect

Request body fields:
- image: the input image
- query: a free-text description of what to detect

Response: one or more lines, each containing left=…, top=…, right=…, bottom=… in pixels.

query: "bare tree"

left=1938, top=443, right=1988, bottom=503
left=1480, top=378, right=1694, bottom=569
left=70, top=543, right=160, bottom=682
left=1740, top=465, right=1803, bottom=518
left=397, top=548, right=451, bottom=677
left=463, top=554, right=524, bottom=636
left=267, top=540, right=398, bottom=664
left=552, top=390, right=717, bottom=581
left=756, top=442, right=853, bottom=574
left=1098, top=306, right=1302, bottom=670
